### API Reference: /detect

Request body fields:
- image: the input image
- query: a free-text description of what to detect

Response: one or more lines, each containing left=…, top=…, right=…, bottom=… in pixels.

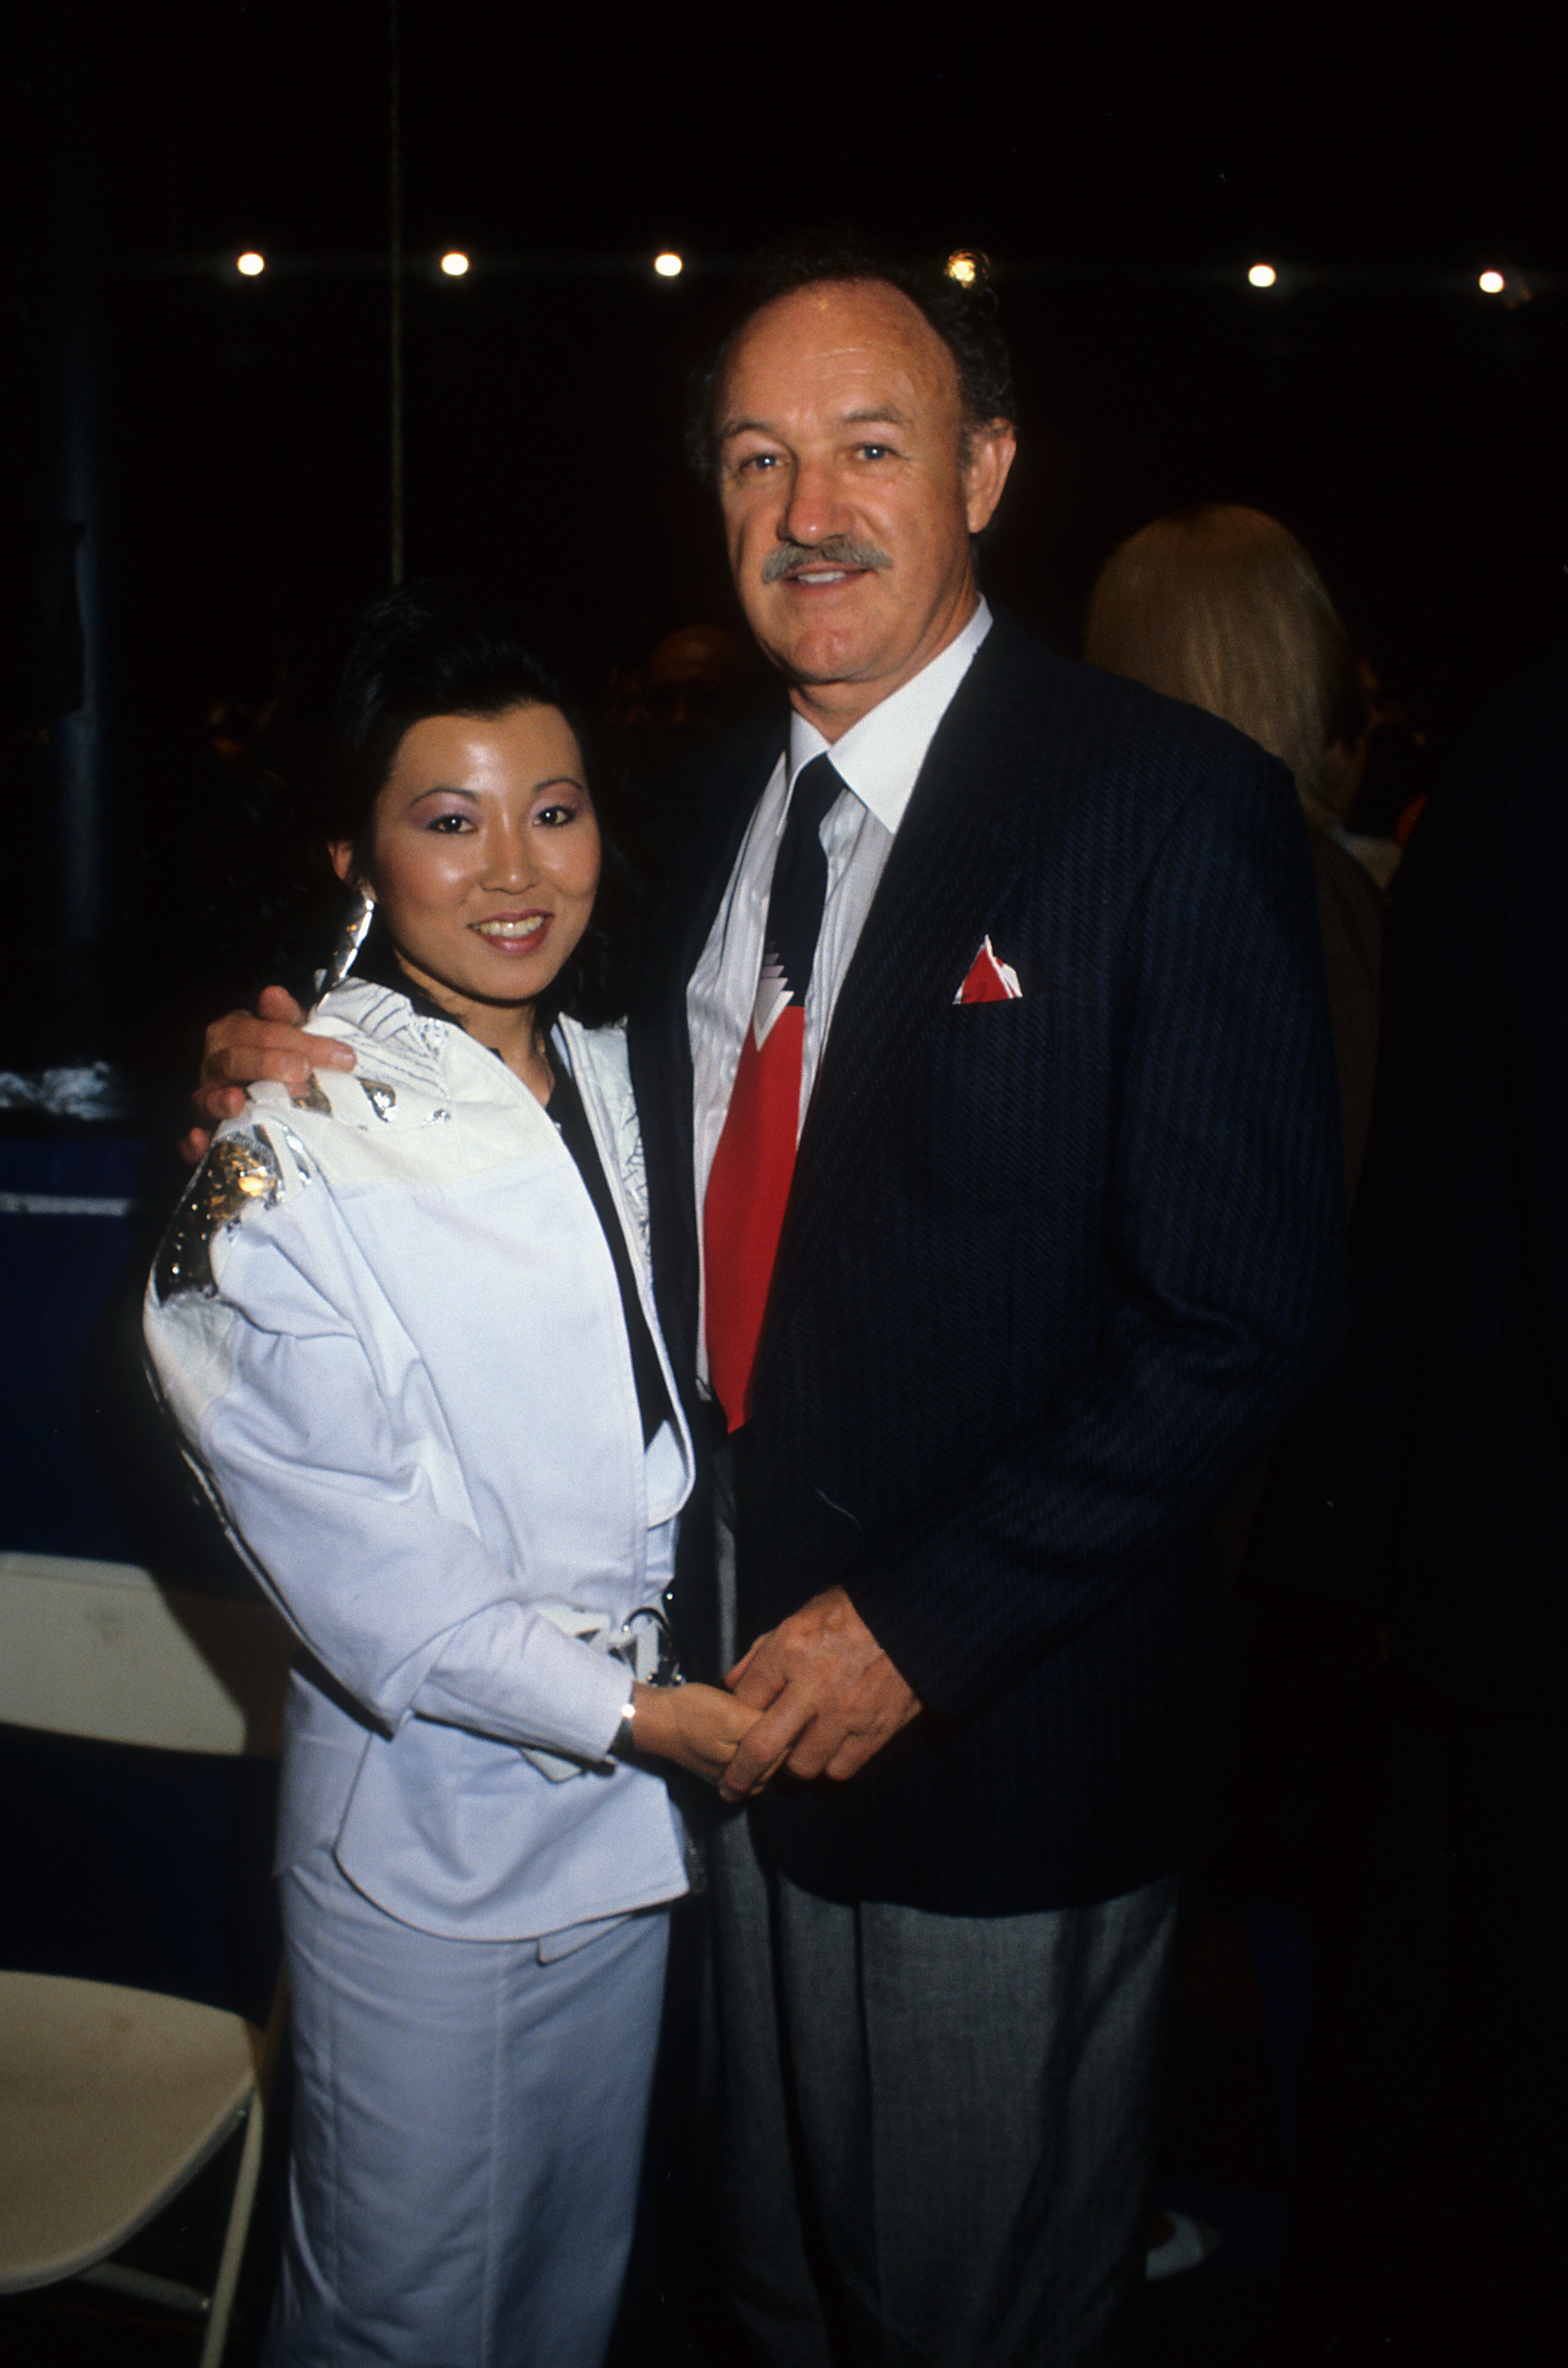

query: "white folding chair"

left=0, top=1549, right=295, bottom=2365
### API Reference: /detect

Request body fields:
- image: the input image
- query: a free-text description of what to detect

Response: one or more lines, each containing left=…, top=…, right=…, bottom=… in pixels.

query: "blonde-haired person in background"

left=1085, top=504, right=1381, bottom=1203
left=1087, top=506, right=1383, bottom=2285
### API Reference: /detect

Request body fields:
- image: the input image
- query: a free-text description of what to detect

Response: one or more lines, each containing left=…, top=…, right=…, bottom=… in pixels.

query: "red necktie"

left=703, top=755, right=844, bottom=1432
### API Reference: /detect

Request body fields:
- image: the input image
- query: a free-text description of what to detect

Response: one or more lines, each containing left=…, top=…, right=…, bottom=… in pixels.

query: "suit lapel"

left=630, top=708, right=788, bottom=1383
left=761, top=625, right=1044, bottom=1358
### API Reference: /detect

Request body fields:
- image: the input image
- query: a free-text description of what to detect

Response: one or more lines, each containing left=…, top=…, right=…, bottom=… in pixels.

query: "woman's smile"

left=470, top=909, right=552, bottom=953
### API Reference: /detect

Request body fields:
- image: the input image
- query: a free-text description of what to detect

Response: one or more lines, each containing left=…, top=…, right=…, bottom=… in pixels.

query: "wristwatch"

left=607, top=1697, right=637, bottom=1763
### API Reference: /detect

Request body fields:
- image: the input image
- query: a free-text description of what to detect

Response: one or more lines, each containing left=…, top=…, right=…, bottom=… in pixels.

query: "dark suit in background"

left=633, top=619, right=1346, bottom=2363
left=1259, top=640, right=1568, bottom=2362
left=1306, top=825, right=1384, bottom=1204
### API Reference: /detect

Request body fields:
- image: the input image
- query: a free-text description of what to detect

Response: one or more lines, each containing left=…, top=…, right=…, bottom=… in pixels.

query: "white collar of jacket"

left=268, top=983, right=653, bottom=1272
left=785, top=596, right=992, bottom=834
left=266, top=985, right=666, bottom=1472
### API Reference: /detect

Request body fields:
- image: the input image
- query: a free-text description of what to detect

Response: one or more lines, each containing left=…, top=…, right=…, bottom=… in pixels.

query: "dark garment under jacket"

left=631, top=616, right=1346, bottom=1915
left=1258, top=638, right=1568, bottom=1720
left=545, top=1066, right=671, bottom=1447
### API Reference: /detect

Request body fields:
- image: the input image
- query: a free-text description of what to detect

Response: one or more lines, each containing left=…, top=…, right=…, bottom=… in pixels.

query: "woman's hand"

left=628, top=1681, right=761, bottom=1787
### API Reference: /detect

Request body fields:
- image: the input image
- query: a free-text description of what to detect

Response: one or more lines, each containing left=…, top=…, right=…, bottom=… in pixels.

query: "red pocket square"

left=956, top=937, right=1023, bottom=1004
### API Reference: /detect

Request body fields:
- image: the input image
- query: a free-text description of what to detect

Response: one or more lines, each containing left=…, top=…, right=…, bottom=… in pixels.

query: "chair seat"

left=0, top=1970, right=263, bottom=2293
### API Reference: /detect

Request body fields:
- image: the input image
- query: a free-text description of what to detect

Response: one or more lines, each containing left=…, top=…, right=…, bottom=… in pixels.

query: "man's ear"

left=962, top=419, right=1017, bottom=536
left=328, top=840, right=356, bottom=885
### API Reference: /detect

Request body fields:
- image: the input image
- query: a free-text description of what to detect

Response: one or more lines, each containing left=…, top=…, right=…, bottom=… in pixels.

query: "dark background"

left=3, top=1, right=1564, bottom=1083
left=1, top=13, right=1562, bottom=2355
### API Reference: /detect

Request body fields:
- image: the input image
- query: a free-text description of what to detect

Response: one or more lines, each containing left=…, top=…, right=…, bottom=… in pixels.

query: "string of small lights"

left=205, top=246, right=1553, bottom=303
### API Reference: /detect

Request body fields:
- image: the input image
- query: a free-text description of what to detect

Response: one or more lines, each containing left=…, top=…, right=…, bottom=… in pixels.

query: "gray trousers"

left=707, top=1458, right=1178, bottom=2367
left=266, top=1846, right=669, bottom=2368
left=707, top=1814, right=1177, bottom=2368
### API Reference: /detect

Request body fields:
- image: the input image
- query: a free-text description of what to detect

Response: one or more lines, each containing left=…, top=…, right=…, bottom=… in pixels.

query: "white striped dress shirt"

left=687, top=599, right=992, bottom=1384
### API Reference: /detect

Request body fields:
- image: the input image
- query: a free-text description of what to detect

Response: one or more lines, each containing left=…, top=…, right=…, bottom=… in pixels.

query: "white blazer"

left=144, top=983, right=695, bottom=1942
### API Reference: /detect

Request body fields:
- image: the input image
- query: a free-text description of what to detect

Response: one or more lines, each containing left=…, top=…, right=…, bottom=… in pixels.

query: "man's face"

left=714, top=280, right=1014, bottom=716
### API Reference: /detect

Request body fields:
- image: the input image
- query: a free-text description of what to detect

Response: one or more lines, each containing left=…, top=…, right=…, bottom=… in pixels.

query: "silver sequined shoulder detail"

left=290, top=1075, right=332, bottom=1114
left=154, top=1133, right=282, bottom=1301
left=274, top=1122, right=317, bottom=1178
left=358, top=1078, right=397, bottom=1122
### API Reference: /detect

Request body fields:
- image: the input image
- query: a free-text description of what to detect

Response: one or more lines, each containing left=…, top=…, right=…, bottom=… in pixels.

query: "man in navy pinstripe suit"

left=627, top=235, right=1346, bottom=2366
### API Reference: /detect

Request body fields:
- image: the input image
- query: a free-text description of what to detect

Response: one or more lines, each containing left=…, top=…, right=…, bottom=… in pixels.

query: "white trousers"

left=265, top=1847, right=670, bottom=2368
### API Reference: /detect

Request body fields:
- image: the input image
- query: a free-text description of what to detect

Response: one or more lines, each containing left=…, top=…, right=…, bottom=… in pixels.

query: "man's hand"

left=179, top=986, right=358, bottom=1164
left=718, top=1586, right=922, bottom=1803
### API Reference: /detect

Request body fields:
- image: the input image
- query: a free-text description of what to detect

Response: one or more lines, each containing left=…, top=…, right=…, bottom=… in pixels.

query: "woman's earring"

left=318, top=883, right=376, bottom=994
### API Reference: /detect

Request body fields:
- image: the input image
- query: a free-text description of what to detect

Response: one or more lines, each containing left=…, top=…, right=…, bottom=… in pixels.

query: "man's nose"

left=777, top=458, right=848, bottom=551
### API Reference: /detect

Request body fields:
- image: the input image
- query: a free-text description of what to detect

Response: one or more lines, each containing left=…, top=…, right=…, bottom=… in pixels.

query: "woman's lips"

left=470, top=912, right=550, bottom=955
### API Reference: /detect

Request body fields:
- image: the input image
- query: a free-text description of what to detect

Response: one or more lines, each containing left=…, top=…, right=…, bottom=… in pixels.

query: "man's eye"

left=856, top=444, right=892, bottom=461
left=737, top=452, right=779, bottom=474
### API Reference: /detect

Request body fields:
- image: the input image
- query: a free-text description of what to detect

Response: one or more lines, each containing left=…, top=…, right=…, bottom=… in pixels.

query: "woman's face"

left=333, top=703, right=601, bottom=1015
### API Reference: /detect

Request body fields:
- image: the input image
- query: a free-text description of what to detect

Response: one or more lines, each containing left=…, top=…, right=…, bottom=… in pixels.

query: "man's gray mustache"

left=761, top=537, right=893, bottom=586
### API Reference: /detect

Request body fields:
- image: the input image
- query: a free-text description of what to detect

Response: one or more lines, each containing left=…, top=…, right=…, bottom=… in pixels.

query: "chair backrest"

left=0, top=1552, right=292, bottom=1758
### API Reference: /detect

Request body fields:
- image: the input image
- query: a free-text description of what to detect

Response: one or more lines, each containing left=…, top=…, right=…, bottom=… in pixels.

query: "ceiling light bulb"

left=946, top=252, right=979, bottom=287
left=1478, top=269, right=1506, bottom=294
left=440, top=251, right=470, bottom=277
left=236, top=251, right=265, bottom=278
left=1248, top=262, right=1278, bottom=289
left=654, top=251, right=684, bottom=278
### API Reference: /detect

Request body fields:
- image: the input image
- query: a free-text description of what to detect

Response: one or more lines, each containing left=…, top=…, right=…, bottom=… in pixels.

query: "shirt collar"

left=786, top=597, right=992, bottom=835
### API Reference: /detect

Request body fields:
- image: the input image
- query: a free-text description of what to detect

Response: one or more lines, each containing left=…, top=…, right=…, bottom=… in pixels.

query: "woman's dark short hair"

left=686, top=227, right=1017, bottom=485
left=243, top=582, right=636, bottom=1028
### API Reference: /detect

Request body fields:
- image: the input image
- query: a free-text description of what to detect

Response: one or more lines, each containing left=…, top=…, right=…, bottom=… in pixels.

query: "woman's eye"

left=536, top=803, right=579, bottom=828
left=426, top=812, right=473, bottom=833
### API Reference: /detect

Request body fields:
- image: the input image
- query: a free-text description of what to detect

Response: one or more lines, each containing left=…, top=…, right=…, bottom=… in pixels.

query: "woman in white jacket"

left=145, top=588, right=755, bottom=2367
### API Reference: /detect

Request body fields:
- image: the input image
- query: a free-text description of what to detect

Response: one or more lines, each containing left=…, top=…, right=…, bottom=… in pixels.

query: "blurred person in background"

left=203, top=638, right=288, bottom=773
left=1257, top=637, right=1568, bottom=2364
left=607, top=624, right=767, bottom=901
left=1337, top=659, right=1430, bottom=890
left=1086, top=506, right=1388, bottom=2283
left=1085, top=504, right=1380, bottom=1204
left=606, top=623, right=762, bottom=773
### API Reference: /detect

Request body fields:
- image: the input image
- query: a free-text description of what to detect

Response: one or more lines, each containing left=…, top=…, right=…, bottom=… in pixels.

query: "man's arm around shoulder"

left=182, top=986, right=358, bottom=1163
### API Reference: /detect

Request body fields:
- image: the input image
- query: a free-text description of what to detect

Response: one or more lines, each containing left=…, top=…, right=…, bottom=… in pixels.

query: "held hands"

left=630, top=1680, right=762, bottom=1788
left=718, top=1586, right=922, bottom=1804
left=180, top=986, right=358, bottom=1165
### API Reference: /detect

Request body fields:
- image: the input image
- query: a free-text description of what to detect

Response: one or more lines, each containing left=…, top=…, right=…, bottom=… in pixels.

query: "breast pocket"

left=914, top=995, right=1067, bottom=1210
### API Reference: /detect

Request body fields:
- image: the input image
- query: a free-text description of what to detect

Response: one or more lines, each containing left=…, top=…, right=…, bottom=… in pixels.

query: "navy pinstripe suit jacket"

left=630, top=616, right=1345, bottom=1913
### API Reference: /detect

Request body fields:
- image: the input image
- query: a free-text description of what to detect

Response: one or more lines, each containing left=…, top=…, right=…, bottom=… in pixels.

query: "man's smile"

left=780, top=565, right=876, bottom=589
